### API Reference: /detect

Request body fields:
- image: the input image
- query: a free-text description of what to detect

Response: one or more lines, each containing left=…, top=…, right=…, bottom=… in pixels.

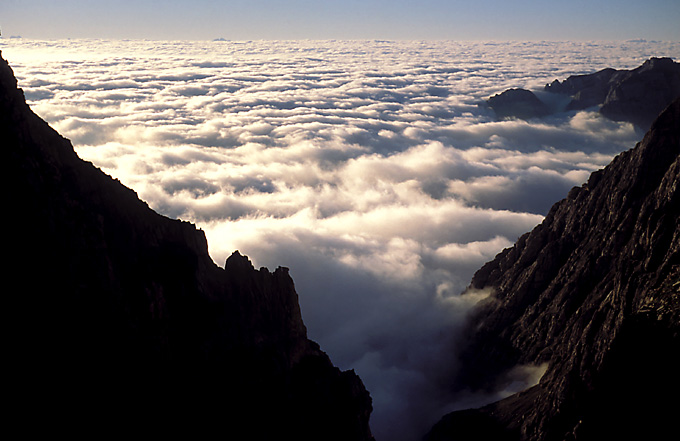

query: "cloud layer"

left=3, top=39, right=679, bottom=440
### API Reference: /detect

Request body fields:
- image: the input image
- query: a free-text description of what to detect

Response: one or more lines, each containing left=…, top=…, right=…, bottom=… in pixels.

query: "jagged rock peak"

left=226, top=249, right=290, bottom=275
left=2, top=50, right=373, bottom=440
left=427, top=98, right=680, bottom=441
left=226, top=249, right=256, bottom=270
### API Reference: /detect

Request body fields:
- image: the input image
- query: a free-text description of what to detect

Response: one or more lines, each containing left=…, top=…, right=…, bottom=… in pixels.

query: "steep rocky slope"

left=427, top=98, right=680, bottom=440
left=1, top=51, right=373, bottom=439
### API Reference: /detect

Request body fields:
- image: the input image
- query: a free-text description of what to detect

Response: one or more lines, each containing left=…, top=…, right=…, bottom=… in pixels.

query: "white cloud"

left=3, top=38, right=679, bottom=441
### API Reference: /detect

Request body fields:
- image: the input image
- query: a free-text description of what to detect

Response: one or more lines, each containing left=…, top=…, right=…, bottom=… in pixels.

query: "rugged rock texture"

left=545, top=57, right=680, bottom=130
left=427, top=98, right=680, bottom=441
left=487, top=88, right=550, bottom=120
left=2, top=51, right=373, bottom=439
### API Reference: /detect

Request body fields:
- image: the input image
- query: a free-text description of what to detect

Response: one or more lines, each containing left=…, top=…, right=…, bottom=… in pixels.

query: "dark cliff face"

left=427, top=98, right=680, bottom=441
left=1, top=51, right=373, bottom=439
left=545, top=57, right=680, bottom=130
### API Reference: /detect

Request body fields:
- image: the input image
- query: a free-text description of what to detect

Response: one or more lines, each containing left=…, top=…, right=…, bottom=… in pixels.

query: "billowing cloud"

left=3, top=38, right=679, bottom=441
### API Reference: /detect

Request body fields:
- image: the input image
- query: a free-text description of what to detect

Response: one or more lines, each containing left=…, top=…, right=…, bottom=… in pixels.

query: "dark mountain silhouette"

left=1, top=50, right=373, bottom=439
left=487, top=57, right=679, bottom=130
left=426, top=98, right=680, bottom=440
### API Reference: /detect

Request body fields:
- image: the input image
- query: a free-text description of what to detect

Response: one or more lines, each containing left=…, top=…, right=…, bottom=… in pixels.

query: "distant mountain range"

left=488, top=57, right=680, bottom=130
left=428, top=96, right=679, bottom=440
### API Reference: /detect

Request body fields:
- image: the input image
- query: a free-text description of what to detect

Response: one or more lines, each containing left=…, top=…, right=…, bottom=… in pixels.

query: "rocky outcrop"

left=487, top=88, right=551, bottom=120
left=545, top=57, right=680, bottom=130
left=427, top=98, right=680, bottom=440
left=2, top=51, right=373, bottom=439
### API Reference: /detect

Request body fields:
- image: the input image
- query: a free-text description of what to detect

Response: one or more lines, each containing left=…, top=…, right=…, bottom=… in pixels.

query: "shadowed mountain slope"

left=427, top=98, right=680, bottom=440
left=1, top=51, right=373, bottom=440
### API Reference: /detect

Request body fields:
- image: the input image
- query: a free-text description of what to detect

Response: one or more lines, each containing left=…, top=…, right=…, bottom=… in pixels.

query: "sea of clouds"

left=3, top=38, right=679, bottom=440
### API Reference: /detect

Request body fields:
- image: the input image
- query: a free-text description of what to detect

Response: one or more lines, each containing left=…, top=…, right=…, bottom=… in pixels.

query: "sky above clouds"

left=1, top=0, right=680, bottom=40
left=3, top=38, right=679, bottom=440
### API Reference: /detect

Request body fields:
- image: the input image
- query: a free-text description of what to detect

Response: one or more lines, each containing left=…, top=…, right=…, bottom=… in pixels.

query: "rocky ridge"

left=487, top=57, right=680, bottom=130
left=2, top=50, right=373, bottom=439
left=546, top=57, right=680, bottom=130
left=427, top=97, right=680, bottom=440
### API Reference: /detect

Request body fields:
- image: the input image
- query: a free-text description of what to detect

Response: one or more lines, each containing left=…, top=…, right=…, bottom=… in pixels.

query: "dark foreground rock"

left=1, top=51, right=373, bottom=440
left=487, top=88, right=550, bottom=120
left=427, top=98, right=680, bottom=441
